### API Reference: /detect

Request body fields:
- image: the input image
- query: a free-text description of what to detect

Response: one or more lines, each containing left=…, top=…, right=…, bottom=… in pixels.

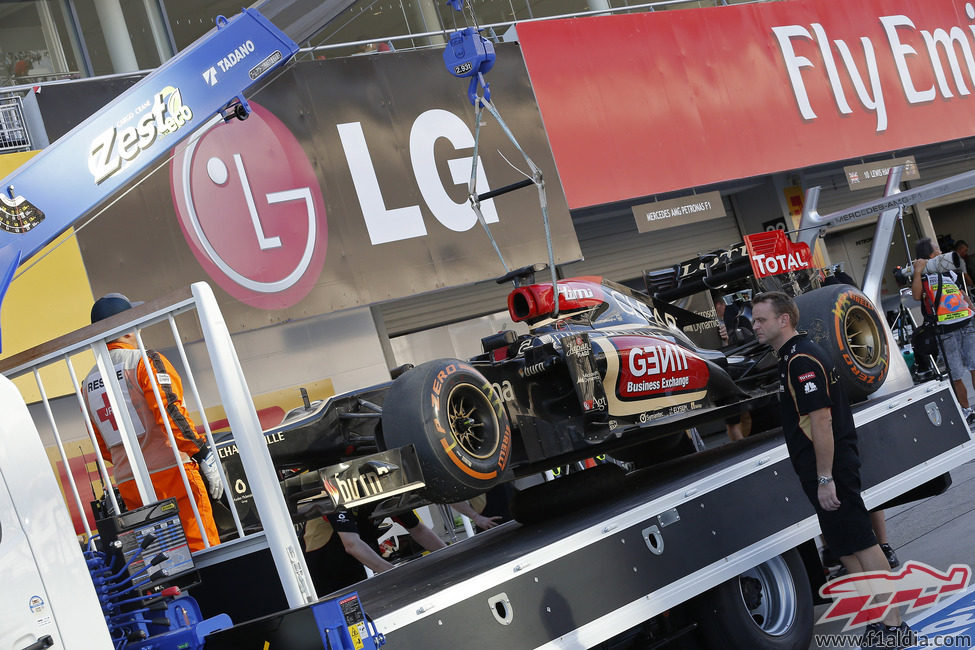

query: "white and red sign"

left=518, top=0, right=975, bottom=208
left=170, top=102, right=328, bottom=310
left=613, top=336, right=709, bottom=400
left=744, top=230, right=814, bottom=278
left=819, top=561, right=971, bottom=630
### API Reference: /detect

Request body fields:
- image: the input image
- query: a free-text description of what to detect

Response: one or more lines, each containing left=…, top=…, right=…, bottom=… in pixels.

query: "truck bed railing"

left=0, top=281, right=319, bottom=608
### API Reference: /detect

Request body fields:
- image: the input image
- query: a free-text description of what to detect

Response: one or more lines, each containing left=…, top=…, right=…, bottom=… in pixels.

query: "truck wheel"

left=794, top=284, right=889, bottom=402
left=691, top=549, right=813, bottom=650
left=381, top=359, right=511, bottom=502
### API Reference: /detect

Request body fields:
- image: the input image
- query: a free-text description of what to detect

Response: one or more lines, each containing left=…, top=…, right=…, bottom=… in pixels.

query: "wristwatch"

left=817, top=475, right=833, bottom=486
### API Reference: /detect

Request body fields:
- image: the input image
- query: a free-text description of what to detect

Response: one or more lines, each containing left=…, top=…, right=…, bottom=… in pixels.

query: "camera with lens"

left=893, top=252, right=963, bottom=288
left=892, top=265, right=914, bottom=287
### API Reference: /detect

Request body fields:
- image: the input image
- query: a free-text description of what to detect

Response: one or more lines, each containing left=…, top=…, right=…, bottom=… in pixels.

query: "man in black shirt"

left=304, top=505, right=448, bottom=596
left=752, top=291, right=911, bottom=646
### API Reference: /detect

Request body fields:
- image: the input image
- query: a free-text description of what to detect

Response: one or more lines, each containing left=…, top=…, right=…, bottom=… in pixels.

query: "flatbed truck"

left=2, top=1, right=975, bottom=648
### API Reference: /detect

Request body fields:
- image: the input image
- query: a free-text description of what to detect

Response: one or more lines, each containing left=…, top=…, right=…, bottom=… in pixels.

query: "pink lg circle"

left=170, top=102, right=327, bottom=310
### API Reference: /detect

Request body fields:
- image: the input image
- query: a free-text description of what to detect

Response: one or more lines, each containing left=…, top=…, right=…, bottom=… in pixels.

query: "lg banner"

left=518, top=0, right=975, bottom=209
left=66, top=47, right=578, bottom=327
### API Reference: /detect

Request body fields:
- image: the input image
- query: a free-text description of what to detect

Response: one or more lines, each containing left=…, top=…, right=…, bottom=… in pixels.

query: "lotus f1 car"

left=217, top=254, right=890, bottom=524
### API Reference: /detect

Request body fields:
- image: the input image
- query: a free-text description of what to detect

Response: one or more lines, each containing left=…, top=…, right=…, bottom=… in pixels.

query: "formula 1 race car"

left=216, top=252, right=890, bottom=526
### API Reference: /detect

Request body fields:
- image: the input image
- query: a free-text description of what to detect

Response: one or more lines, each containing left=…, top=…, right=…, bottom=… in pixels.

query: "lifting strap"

left=442, top=0, right=560, bottom=316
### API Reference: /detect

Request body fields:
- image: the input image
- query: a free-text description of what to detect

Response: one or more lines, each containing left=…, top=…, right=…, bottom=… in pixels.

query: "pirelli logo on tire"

left=383, top=358, right=512, bottom=500
left=430, top=362, right=512, bottom=480
left=833, top=291, right=888, bottom=384
left=797, top=285, right=889, bottom=403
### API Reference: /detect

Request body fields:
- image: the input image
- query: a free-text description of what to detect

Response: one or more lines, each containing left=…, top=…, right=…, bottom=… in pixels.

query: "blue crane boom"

left=0, top=7, right=306, bottom=349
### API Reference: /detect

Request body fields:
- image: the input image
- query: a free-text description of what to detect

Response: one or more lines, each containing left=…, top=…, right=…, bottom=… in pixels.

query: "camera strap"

left=921, top=273, right=943, bottom=325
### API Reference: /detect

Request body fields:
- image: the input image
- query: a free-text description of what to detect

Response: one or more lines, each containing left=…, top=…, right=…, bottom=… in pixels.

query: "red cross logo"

left=96, top=392, right=118, bottom=431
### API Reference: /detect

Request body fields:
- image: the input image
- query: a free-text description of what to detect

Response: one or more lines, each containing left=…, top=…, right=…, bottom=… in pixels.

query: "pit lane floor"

left=808, top=456, right=975, bottom=649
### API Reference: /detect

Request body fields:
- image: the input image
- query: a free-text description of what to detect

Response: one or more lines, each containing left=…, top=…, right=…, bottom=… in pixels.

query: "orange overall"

left=84, top=340, right=219, bottom=551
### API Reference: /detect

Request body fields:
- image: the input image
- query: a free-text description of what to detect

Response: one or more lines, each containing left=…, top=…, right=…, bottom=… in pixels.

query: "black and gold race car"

left=216, top=254, right=890, bottom=525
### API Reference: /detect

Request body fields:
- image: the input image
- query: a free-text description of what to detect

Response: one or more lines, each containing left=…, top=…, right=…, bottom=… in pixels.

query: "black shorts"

left=305, top=533, right=367, bottom=596
left=801, top=469, right=877, bottom=557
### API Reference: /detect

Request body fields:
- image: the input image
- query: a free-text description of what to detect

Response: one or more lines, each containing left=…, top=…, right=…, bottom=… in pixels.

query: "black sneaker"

left=861, top=622, right=885, bottom=649
left=880, top=543, right=900, bottom=570
left=885, top=622, right=917, bottom=649
left=828, top=563, right=848, bottom=580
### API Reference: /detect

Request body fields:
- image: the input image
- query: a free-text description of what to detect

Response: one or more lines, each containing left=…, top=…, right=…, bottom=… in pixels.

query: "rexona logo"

left=89, top=86, right=193, bottom=185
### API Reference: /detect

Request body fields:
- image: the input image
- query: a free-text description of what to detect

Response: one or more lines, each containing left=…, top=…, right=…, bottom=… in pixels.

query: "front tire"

left=794, top=284, right=889, bottom=402
left=690, top=549, right=813, bottom=649
left=381, top=359, right=511, bottom=502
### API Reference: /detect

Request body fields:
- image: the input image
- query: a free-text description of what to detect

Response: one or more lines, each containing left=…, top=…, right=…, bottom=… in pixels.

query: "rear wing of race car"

left=644, top=241, right=752, bottom=303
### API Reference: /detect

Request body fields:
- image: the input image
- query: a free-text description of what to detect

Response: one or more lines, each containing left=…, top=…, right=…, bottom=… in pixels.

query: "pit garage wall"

left=70, top=47, right=577, bottom=337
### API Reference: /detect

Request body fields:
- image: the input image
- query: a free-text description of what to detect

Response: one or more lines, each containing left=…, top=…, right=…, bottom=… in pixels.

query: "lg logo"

left=171, top=104, right=500, bottom=309
left=171, top=103, right=328, bottom=310
left=339, top=108, right=499, bottom=245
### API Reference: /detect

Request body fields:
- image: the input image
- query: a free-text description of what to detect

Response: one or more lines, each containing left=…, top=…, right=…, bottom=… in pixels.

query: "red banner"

left=518, top=0, right=975, bottom=209
left=744, top=230, right=813, bottom=278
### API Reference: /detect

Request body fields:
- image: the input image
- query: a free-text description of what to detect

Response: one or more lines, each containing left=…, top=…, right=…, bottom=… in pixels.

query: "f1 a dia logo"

left=203, top=67, right=218, bottom=86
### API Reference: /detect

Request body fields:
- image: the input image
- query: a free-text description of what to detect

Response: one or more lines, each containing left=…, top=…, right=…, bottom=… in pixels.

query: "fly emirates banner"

left=518, top=0, right=975, bottom=208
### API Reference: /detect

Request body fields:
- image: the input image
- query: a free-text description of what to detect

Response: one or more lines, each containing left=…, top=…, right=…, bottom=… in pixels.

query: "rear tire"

left=690, top=549, right=813, bottom=650
left=794, top=284, right=889, bottom=402
left=381, top=359, right=511, bottom=502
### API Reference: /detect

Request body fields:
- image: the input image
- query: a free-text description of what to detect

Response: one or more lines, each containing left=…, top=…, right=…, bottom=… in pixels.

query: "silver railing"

left=0, top=281, right=318, bottom=608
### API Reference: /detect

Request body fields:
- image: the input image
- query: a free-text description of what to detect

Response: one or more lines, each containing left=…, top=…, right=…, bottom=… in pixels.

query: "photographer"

left=911, top=238, right=975, bottom=425
left=953, top=239, right=974, bottom=288
left=711, top=290, right=754, bottom=347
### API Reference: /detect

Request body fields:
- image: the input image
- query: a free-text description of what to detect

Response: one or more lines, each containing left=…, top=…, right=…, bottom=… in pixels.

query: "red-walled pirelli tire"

left=381, top=359, right=512, bottom=503
left=793, top=284, right=889, bottom=403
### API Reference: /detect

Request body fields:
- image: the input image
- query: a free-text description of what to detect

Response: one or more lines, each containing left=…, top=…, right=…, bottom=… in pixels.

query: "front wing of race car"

left=281, top=445, right=426, bottom=518
left=218, top=444, right=426, bottom=532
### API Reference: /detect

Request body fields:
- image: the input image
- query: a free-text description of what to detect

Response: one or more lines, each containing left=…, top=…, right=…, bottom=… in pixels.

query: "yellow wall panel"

left=0, top=151, right=96, bottom=402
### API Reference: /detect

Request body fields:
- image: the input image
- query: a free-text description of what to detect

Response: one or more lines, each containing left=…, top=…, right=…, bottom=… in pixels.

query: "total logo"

left=170, top=102, right=327, bottom=310
left=89, top=86, right=193, bottom=185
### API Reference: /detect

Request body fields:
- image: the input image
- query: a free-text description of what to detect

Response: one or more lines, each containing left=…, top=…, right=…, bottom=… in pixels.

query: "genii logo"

left=614, top=335, right=709, bottom=400
left=170, top=102, right=327, bottom=310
